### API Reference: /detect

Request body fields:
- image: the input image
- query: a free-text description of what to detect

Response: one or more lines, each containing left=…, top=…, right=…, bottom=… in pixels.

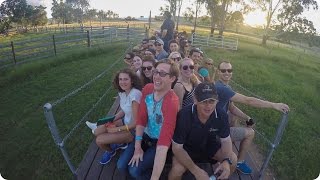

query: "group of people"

left=85, top=11, right=290, bottom=180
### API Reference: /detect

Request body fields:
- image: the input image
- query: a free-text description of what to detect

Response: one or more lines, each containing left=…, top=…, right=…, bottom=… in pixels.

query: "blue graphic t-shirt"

left=144, top=93, right=164, bottom=139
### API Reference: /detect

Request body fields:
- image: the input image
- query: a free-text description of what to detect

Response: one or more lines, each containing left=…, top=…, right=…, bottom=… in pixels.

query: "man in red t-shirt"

left=117, top=60, right=180, bottom=180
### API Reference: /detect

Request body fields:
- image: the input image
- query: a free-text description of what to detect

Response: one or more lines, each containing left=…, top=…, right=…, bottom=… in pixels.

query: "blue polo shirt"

left=215, top=80, right=236, bottom=113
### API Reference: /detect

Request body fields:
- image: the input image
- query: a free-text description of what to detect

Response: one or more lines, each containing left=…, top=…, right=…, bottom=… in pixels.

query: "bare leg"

left=168, top=156, right=187, bottom=180
left=212, top=148, right=237, bottom=173
left=238, top=128, right=254, bottom=161
left=96, top=131, right=133, bottom=151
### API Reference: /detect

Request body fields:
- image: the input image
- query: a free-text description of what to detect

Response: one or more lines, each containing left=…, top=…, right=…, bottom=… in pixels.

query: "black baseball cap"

left=194, top=83, right=218, bottom=102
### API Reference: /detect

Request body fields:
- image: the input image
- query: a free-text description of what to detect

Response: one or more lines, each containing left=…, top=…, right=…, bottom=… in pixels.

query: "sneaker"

left=85, top=121, right=97, bottom=134
left=236, top=161, right=252, bottom=174
left=111, top=143, right=128, bottom=151
left=99, top=150, right=116, bottom=164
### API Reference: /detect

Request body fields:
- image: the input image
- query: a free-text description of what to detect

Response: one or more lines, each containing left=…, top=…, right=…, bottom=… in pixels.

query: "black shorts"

left=183, top=142, right=221, bottom=163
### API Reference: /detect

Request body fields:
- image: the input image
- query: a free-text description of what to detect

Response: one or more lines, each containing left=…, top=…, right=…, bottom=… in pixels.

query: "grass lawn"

left=201, top=37, right=320, bottom=180
left=0, top=28, right=319, bottom=180
left=0, top=44, right=128, bottom=179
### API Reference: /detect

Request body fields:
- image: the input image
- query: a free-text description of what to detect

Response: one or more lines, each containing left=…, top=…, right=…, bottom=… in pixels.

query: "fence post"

left=87, top=30, right=91, bottom=47
left=258, top=113, right=289, bottom=180
left=52, top=35, right=57, bottom=56
left=10, top=41, right=16, bottom=64
left=43, top=103, right=76, bottom=175
left=127, top=25, right=130, bottom=42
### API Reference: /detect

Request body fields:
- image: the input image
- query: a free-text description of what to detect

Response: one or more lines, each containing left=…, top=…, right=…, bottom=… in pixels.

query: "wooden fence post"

left=52, top=35, right=57, bottom=56
left=127, top=25, right=130, bottom=42
left=87, top=30, right=91, bottom=47
left=10, top=41, right=16, bottom=64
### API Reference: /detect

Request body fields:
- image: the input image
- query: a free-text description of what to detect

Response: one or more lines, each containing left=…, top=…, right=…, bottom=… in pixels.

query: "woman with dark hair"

left=168, top=39, right=180, bottom=53
left=123, top=52, right=135, bottom=66
left=140, top=56, right=156, bottom=86
left=179, top=38, right=190, bottom=58
left=86, top=68, right=142, bottom=165
left=132, top=55, right=143, bottom=77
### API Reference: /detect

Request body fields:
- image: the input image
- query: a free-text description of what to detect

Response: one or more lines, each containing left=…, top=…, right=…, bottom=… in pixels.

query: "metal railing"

left=0, top=27, right=147, bottom=70
left=43, top=44, right=133, bottom=176
left=191, top=33, right=238, bottom=50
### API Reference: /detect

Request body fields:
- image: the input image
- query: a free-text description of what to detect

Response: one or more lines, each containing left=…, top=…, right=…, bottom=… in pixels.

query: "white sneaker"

left=85, top=121, right=97, bottom=134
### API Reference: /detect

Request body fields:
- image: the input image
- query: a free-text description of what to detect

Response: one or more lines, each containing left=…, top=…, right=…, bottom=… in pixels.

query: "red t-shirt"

left=137, top=83, right=179, bottom=147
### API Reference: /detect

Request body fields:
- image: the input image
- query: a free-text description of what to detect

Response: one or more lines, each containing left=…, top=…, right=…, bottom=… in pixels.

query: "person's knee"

left=170, top=164, right=186, bottom=177
left=95, top=136, right=103, bottom=146
left=245, top=128, right=255, bottom=140
left=117, top=158, right=127, bottom=173
left=128, top=166, right=141, bottom=178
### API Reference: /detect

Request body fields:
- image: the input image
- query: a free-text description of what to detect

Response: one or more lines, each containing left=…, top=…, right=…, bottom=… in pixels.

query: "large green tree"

left=65, top=0, right=90, bottom=25
left=251, top=0, right=318, bottom=45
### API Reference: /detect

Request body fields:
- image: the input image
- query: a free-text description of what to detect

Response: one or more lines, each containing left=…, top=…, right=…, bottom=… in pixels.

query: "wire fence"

left=0, top=26, right=147, bottom=70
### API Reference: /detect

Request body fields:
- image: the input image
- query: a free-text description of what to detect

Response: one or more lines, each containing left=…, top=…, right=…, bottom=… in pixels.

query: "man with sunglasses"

left=155, top=38, right=169, bottom=61
left=169, top=82, right=237, bottom=180
left=215, top=61, right=290, bottom=174
left=121, top=60, right=180, bottom=180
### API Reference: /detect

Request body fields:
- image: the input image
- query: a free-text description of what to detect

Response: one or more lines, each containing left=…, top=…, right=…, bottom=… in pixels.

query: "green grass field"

left=0, top=28, right=319, bottom=180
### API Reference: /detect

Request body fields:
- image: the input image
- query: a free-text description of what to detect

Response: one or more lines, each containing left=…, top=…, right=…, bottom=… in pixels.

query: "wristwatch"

left=222, top=157, right=232, bottom=165
left=118, top=128, right=121, bottom=132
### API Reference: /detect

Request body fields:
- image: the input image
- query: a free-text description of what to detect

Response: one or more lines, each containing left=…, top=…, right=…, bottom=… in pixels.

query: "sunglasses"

left=172, top=57, right=181, bottom=61
left=200, top=99, right=218, bottom=104
left=155, top=43, right=162, bottom=46
left=142, top=66, right=153, bottom=71
left=152, top=70, right=170, bottom=77
left=219, top=69, right=233, bottom=73
left=206, top=63, right=213, bottom=65
left=182, top=65, right=195, bottom=70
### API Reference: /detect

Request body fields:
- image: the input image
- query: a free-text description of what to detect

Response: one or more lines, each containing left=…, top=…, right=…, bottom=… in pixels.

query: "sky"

left=1, top=0, right=320, bottom=32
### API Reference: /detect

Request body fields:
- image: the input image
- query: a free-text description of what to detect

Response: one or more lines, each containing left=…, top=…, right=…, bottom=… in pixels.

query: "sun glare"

left=244, top=11, right=266, bottom=27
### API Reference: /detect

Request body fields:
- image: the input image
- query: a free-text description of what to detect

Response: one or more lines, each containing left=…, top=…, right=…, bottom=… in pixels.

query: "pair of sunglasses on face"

left=155, top=43, right=162, bottom=46
left=152, top=70, right=170, bottom=77
left=219, top=69, right=233, bottom=73
left=142, top=66, right=153, bottom=71
left=182, top=65, right=195, bottom=70
left=172, top=57, right=181, bottom=61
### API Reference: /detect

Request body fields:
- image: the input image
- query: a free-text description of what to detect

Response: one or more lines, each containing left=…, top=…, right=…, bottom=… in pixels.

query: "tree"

left=0, top=0, right=33, bottom=26
left=86, top=8, right=97, bottom=26
left=204, top=0, right=218, bottom=36
left=66, top=0, right=90, bottom=25
left=97, top=10, right=105, bottom=26
left=251, top=0, right=318, bottom=45
left=30, top=5, right=47, bottom=26
left=228, top=10, right=244, bottom=33
left=183, top=7, right=194, bottom=23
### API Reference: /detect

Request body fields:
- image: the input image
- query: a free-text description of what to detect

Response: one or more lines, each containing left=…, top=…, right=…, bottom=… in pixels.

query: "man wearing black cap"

left=169, top=82, right=237, bottom=180
left=161, top=11, right=175, bottom=52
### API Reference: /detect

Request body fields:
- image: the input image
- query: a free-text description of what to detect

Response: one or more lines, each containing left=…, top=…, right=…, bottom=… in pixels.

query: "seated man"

left=117, top=60, right=180, bottom=180
left=215, top=60, right=290, bottom=174
left=169, top=83, right=237, bottom=180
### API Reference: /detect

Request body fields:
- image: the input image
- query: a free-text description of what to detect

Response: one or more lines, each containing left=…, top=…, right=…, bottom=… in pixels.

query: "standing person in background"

left=161, top=11, right=175, bottom=52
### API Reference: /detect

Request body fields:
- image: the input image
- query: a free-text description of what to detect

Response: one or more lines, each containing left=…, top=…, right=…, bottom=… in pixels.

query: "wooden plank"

left=85, top=149, right=105, bottom=180
left=75, top=141, right=100, bottom=180
left=75, top=97, right=120, bottom=179
left=99, top=152, right=119, bottom=180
